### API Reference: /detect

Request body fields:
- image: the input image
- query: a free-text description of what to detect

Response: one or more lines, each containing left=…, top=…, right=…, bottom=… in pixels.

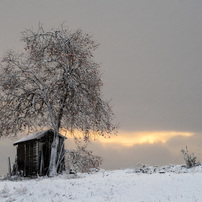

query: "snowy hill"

left=1, top=165, right=202, bottom=202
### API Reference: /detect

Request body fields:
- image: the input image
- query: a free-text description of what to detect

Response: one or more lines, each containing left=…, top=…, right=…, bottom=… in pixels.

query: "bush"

left=65, top=145, right=102, bottom=173
left=181, top=146, right=197, bottom=168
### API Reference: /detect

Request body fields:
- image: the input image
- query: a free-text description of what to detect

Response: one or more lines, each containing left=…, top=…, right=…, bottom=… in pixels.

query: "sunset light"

left=97, top=131, right=194, bottom=147
left=61, top=129, right=194, bottom=147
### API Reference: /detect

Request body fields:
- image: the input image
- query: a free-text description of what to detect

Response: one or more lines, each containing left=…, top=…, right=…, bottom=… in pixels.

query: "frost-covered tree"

left=0, top=25, right=116, bottom=176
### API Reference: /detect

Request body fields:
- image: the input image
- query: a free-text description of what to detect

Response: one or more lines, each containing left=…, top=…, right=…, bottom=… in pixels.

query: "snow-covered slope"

left=1, top=165, right=202, bottom=202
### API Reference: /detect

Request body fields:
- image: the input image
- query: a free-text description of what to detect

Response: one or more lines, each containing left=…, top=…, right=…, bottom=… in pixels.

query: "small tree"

left=0, top=24, right=116, bottom=176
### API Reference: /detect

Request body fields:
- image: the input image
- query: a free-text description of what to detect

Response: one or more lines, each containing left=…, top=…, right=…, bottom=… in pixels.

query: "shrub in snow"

left=1, top=184, right=9, bottom=194
left=0, top=184, right=10, bottom=198
left=14, top=185, right=27, bottom=195
left=181, top=146, right=198, bottom=168
left=66, top=144, right=102, bottom=173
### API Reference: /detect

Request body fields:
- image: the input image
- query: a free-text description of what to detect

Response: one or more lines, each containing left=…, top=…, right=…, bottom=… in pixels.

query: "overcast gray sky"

left=1, top=0, right=202, bottom=175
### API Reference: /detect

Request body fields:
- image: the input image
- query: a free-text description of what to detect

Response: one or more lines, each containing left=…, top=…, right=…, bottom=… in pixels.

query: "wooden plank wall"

left=24, top=141, right=38, bottom=176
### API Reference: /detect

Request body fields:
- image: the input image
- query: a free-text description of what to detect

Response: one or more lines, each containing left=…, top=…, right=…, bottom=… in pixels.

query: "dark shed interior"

left=13, top=129, right=66, bottom=177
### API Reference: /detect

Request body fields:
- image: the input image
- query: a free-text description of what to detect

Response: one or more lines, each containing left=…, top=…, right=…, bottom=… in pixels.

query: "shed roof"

left=13, top=129, right=67, bottom=146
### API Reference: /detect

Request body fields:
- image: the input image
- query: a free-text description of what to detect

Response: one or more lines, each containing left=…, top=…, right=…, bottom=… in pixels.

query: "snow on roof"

left=13, top=129, right=66, bottom=145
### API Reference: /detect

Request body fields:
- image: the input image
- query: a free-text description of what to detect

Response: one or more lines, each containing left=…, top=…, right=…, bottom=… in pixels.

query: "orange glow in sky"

left=96, top=131, right=194, bottom=147
left=61, top=129, right=194, bottom=147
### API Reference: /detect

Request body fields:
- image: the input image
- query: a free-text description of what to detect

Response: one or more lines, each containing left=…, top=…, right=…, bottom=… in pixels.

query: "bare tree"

left=0, top=25, right=116, bottom=176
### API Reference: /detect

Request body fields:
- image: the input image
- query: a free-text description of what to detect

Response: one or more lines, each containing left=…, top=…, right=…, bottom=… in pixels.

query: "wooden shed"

left=13, top=129, right=66, bottom=177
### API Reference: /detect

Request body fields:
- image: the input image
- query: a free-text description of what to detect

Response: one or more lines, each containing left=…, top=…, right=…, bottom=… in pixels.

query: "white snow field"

left=1, top=165, right=202, bottom=202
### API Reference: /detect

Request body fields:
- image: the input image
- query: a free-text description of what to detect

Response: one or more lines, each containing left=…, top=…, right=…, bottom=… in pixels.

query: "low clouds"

left=88, top=132, right=202, bottom=170
left=89, top=141, right=175, bottom=169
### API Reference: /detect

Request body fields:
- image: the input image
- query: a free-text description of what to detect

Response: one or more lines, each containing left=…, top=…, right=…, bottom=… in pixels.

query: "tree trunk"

left=49, top=134, right=59, bottom=176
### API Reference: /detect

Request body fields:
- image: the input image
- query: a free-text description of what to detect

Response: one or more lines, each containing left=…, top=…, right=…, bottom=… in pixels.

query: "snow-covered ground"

left=1, top=165, right=202, bottom=202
